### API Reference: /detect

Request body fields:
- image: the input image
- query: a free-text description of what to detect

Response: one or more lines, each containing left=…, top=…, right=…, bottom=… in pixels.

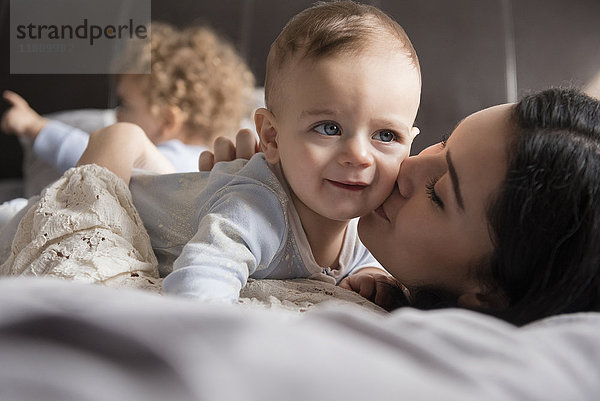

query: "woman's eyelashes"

left=425, top=177, right=444, bottom=209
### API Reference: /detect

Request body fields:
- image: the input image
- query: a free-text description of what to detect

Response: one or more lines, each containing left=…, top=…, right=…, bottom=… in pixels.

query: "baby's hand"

left=339, top=267, right=411, bottom=311
left=1, top=90, right=49, bottom=139
left=198, top=128, right=259, bottom=171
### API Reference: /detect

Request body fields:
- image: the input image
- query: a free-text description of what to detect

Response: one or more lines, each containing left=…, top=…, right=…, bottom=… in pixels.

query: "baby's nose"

left=339, top=137, right=373, bottom=167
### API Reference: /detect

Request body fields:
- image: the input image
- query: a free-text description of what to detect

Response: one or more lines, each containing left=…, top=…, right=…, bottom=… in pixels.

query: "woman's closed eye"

left=372, top=129, right=399, bottom=143
left=426, top=177, right=444, bottom=209
left=313, top=122, right=340, bottom=136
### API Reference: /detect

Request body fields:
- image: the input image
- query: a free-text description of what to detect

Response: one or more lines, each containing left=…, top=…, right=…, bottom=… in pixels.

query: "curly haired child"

left=1, top=21, right=255, bottom=177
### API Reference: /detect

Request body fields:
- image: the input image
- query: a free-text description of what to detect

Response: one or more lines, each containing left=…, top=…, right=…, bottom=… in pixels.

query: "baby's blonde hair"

left=122, top=22, right=255, bottom=143
left=265, top=1, right=420, bottom=113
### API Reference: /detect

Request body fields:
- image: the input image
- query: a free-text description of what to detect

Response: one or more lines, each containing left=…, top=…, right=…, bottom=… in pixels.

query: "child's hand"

left=339, top=267, right=411, bottom=311
left=1, top=90, right=49, bottom=139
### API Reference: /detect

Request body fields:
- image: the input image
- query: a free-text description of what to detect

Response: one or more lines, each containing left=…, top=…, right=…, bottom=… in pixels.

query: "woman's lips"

left=326, top=179, right=368, bottom=191
left=374, top=204, right=389, bottom=222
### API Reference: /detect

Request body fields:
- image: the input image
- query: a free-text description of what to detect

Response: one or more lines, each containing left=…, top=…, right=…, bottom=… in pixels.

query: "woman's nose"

left=396, top=155, right=416, bottom=198
left=396, top=150, right=446, bottom=198
left=338, top=136, right=373, bottom=167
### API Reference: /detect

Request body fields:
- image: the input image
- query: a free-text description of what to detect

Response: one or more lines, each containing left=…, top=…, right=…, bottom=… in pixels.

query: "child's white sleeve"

left=33, top=120, right=90, bottom=173
left=162, top=185, right=287, bottom=303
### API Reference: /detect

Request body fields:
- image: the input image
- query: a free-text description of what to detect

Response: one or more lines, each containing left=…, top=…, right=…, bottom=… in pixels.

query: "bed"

left=1, top=278, right=599, bottom=401
left=0, top=114, right=599, bottom=401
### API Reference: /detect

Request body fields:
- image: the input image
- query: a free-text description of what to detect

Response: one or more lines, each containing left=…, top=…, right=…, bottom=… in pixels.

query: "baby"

left=1, top=22, right=255, bottom=176
left=78, top=1, right=422, bottom=306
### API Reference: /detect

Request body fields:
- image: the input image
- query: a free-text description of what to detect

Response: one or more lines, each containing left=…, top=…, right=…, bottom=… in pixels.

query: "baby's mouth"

left=326, top=179, right=368, bottom=192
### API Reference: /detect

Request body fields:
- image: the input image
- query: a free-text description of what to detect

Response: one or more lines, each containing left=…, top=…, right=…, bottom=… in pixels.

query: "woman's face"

left=358, top=104, right=513, bottom=298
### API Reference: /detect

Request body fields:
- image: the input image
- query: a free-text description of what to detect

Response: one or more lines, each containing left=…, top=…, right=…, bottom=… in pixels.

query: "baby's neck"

left=291, top=196, right=349, bottom=269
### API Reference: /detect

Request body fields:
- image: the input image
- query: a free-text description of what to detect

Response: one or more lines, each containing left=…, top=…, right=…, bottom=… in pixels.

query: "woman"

left=203, top=88, right=600, bottom=325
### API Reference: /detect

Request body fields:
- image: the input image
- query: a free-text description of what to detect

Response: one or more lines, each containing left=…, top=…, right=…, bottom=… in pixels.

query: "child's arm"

left=35, top=121, right=98, bottom=173
left=2, top=90, right=116, bottom=173
left=77, top=122, right=175, bottom=184
left=339, top=268, right=411, bottom=311
left=1, top=90, right=49, bottom=139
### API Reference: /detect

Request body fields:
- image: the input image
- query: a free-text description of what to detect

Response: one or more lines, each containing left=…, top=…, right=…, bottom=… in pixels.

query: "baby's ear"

left=254, top=108, right=279, bottom=164
left=410, top=126, right=420, bottom=141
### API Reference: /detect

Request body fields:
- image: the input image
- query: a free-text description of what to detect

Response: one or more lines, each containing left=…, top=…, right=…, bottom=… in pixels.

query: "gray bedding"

left=0, top=277, right=599, bottom=401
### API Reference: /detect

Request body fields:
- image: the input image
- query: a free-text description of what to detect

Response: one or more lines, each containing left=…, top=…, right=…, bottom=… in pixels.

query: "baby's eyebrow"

left=299, top=108, right=338, bottom=119
left=371, top=118, right=410, bottom=136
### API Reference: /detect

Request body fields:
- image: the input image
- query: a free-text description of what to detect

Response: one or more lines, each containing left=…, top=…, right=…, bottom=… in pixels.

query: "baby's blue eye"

left=373, top=130, right=397, bottom=143
left=314, top=122, right=340, bottom=136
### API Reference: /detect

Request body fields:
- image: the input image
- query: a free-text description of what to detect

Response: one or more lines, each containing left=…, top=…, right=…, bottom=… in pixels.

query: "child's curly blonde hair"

left=122, top=22, right=255, bottom=143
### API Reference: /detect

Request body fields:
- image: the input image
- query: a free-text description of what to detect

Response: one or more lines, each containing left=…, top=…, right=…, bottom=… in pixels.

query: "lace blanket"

left=0, top=164, right=383, bottom=313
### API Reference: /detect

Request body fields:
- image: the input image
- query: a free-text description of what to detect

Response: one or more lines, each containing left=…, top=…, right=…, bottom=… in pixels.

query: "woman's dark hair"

left=486, top=88, right=600, bottom=325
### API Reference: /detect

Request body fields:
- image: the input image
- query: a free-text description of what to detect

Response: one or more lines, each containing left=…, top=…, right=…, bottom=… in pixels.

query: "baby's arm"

left=1, top=90, right=49, bottom=139
left=77, top=123, right=175, bottom=184
left=163, top=185, right=286, bottom=303
left=339, top=268, right=411, bottom=311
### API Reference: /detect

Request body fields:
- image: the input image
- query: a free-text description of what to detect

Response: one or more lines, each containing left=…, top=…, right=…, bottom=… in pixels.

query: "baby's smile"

left=325, top=179, right=369, bottom=192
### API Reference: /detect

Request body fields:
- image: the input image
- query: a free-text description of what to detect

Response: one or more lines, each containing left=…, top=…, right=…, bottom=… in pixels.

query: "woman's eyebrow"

left=446, top=150, right=465, bottom=210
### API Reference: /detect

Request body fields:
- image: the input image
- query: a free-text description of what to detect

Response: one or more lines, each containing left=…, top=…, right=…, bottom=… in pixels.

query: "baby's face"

left=270, top=46, right=421, bottom=222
